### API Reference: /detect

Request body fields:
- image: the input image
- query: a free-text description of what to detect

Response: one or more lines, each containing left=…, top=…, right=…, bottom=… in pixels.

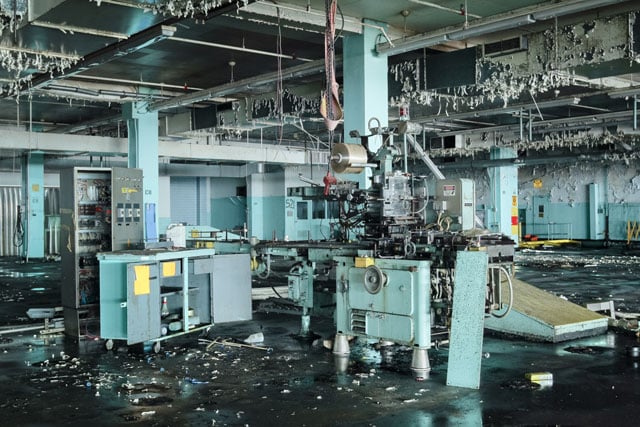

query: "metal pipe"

left=31, top=21, right=129, bottom=39
left=170, top=36, right=314, bottom=62
left=634, top=95, right=638, bottom=130
left=409, top=0, right=482, bottom=19
left=405, top=133, right=445, bottom=180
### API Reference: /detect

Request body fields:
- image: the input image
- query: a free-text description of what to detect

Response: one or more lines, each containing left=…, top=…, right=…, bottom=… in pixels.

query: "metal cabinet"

left=60, top=167, right=144, bottom=339
left=98, top=249, right=251, bottom=348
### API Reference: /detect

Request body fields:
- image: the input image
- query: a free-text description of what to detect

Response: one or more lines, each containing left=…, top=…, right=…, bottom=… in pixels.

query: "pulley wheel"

left=363, top=265, right=386, bottom=294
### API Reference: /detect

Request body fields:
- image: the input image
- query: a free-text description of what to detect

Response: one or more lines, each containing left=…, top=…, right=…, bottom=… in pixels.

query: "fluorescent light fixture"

left=448, top=14, right=536, bottom=41
left=532, top=0, right=628, bottom=21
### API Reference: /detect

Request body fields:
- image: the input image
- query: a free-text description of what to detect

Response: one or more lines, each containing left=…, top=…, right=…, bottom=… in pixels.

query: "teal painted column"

left=588, top=183, right=600, bottom=240
left=487, top=147, right=519, bottom=244
left=21, top=151, right=45, bottom=259
left=123, top=102, right=159, bottom=241
left=247, top=174, right=262, bottom=240
left=343, top=19, right=388, bottom=188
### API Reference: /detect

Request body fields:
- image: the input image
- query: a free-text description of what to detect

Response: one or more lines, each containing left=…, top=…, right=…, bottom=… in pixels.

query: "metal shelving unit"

left=97, top=249, right=251, bottom=352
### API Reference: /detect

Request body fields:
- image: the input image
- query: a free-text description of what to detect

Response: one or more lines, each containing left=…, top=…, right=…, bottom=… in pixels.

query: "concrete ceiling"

left=0, top=0, right=639, bottom=168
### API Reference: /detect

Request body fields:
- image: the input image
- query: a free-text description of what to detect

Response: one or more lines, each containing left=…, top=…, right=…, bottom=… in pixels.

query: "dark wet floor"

left=1, top=249, right=640, bottom=426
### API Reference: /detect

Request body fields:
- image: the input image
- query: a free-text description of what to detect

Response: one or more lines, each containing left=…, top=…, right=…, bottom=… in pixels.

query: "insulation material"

left=0, top=0, right=26, bottom=32
left=389, top=12, right=635, bottom=147
left=144, top=0, right=249, bottom=18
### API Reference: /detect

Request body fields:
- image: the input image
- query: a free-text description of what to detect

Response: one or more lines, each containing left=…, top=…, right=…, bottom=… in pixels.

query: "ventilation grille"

left=350, top=309, right=366, bottom=334
left=483, top=36, right=528, bottom=57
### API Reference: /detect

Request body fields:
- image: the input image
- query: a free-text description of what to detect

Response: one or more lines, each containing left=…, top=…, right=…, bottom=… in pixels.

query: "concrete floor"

left=1, top=249, right=640, bottom=426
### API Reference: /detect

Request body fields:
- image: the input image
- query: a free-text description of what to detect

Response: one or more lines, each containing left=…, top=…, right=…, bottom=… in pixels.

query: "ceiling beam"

left=147, top=57, right=339, bottom=111
left=0, top=129, right=310, bottom=165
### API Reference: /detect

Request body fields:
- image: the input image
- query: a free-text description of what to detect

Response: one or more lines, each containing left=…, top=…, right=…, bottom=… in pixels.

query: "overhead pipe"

left=409, top=0, right=482, bottom=19
left=31, top=20, right=129, bottom=39
left=169, top=36, right=315, bottom=62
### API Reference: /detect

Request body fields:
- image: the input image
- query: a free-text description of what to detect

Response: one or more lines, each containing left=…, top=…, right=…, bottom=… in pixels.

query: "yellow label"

left=32, top=184, right=40, bottom=192
left=512, top=195, right=518, bottom=207
left=133, top=265, right=150, bottom=295
left=121, top=187, right=139, bottom=194
left=355, top=257, right=374, bottom=268
left=162, top=261, right=176, bottom=277
left=533, top=179, right=542, bottom=189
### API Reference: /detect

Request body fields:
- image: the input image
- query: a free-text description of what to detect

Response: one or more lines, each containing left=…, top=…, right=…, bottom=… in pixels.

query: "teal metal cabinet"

left=98, top=248, right=215, bottom=346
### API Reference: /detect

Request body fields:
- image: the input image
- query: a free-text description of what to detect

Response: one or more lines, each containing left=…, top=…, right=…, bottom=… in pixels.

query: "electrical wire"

left=491, top=266, right=514, bottom=319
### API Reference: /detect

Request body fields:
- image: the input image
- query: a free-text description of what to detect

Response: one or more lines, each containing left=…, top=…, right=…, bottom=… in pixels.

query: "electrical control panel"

left=61, top=167, right=143, bottom=339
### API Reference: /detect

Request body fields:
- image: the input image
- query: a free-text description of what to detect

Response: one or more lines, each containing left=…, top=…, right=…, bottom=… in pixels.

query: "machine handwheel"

left=363, top=265, right=386, bottom=294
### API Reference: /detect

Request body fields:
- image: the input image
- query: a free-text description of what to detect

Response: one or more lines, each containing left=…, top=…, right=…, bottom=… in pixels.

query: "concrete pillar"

left=21, top=151, right=45, bottom=259
left=589, top=183, right=600, bottom=240
left=123, top=102, right=159, bottom=241
left=343, top=19, right=388, bottom=187
left=487, top=147, right=519, bottom=244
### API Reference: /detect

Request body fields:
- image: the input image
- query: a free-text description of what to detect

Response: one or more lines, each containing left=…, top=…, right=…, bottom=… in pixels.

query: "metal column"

left=488, top=147, right=519, bottom=245
left=20, top=151, right=45, bottom=259
left=589, top=183, right=600, bottom=240
left=342, top=19, right=388, bottom=187
left=123, top=102, right=159, bottom=242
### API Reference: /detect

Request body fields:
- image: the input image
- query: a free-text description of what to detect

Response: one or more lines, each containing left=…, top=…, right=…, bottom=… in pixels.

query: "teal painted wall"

left=248, top=172, right=286, bottom=240
left=211, top=197, right=247, bottom=230
left=608, top=203, right=640, bottom=241
left=211, top=177, right=247, bottom=231
left=249, top=195, right=285, bottom=240
left=517, top=161, right=639, bottom=242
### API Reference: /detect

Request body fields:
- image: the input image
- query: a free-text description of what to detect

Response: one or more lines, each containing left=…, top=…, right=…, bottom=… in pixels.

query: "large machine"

left=249, top=120, right=515, bottom=388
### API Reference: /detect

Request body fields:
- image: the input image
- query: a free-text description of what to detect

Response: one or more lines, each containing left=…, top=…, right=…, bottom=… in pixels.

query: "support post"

left=21, top=151, right=45, bottom=260
left=589, top=183, right=600, bottom=240
left=123, top=102, right=159, bottom=242
left=487, top=147, right=519, bottom=244
left=343, top=19, right=388, bottom=187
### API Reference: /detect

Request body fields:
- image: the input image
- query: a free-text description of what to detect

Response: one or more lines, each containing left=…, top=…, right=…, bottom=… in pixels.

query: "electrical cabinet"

left=98, top=250, right=251, bottom=348
left=60, top=167, right=143, bottom=339
left=434, top=178, right=475, bottom=231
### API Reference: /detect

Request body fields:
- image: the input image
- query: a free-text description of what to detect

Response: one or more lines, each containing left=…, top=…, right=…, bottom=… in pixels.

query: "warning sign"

left=442, top=184, right=456, bottom=197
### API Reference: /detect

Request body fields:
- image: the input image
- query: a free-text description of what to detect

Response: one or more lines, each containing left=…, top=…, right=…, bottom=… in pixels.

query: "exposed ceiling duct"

left=377, top=0, right=632, bottom=56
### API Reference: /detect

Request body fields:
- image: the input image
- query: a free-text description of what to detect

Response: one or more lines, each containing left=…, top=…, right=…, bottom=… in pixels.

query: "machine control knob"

left=363, top=265, right=387, bottom=294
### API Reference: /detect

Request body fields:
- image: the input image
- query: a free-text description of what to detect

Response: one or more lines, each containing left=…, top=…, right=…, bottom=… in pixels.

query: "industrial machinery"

left=248, top=120, right=515, bottom=388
